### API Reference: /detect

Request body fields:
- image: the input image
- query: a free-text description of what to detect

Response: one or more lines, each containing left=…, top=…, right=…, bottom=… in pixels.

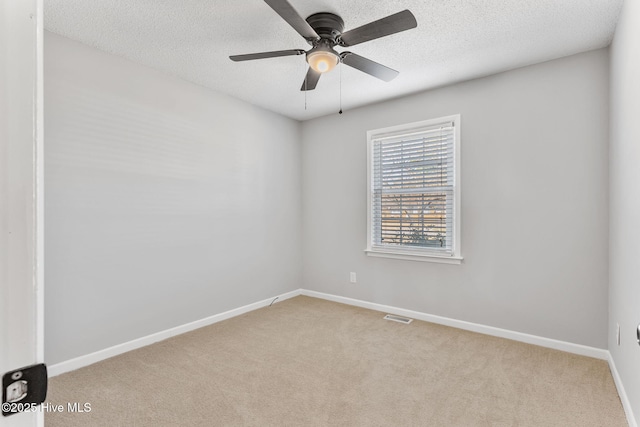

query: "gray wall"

left=44, top=33, right=302, bottom=364
left=609, top=0, right=640, bottom=420
left=302, top=49, right=610, bottom=349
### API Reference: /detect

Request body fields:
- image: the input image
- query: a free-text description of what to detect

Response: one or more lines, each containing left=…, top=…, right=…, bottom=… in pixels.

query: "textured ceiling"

left=44, top=0, right=622, bottom=121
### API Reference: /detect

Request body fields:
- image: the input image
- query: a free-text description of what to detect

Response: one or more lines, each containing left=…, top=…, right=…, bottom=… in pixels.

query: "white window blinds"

left=370, top=119, right=457, bottom=255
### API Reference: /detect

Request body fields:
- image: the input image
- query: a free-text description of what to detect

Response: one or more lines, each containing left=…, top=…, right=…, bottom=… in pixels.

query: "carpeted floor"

left=46, top=296, right=627, bottom=426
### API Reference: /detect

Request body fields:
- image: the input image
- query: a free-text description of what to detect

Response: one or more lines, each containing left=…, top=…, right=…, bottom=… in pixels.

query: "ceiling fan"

left=229, top=0, right=417, bottom=91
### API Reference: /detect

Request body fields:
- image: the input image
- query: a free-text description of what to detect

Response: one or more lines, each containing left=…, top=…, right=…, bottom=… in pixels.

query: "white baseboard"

left=48, top=289, right=301, bottom=377
left=300, top=289, right=609, bottom=360
left=608, top=353, right=638, bottom=427
left=51, top=288, right=610, bottom=378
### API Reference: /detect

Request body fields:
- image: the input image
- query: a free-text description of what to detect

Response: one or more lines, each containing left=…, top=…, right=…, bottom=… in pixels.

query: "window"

left=366, top=115, right=461, bottom=264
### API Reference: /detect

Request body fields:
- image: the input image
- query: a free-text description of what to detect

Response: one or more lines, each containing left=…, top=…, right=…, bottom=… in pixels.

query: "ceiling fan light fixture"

left=306, top=48, right=339, bottom=73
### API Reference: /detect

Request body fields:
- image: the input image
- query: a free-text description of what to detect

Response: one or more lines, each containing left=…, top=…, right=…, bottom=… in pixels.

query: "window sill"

left=364, top=249, right=463, bottom=264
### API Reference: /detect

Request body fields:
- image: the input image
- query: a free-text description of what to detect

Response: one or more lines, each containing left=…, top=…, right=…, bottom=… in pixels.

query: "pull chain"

left=338, top=60, right=343, bottom=115
left=304, top=64, right=307, bottom=110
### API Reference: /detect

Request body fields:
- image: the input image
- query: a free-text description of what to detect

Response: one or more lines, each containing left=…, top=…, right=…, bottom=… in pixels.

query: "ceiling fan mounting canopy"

left=229, top=0, right=417, bottom=91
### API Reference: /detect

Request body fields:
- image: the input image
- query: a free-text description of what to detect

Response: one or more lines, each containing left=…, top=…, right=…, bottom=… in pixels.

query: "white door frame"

left=0, top=0, right=45, bottom=426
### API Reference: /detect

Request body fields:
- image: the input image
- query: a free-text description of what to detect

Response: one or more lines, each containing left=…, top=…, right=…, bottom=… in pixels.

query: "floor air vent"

left=383, top=314, right=413, bottom=324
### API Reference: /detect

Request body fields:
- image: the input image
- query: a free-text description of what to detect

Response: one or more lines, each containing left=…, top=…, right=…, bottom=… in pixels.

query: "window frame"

left=365, top=115, right=462, bottom=264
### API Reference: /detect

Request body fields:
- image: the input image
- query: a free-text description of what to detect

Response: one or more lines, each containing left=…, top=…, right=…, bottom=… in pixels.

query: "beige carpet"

left=46, top=296, right=627, bottom=426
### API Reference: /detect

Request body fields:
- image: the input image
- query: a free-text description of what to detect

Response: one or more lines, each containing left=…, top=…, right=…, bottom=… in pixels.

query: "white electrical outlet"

left=617, top=323, right=620, bottom=346
left=349, top=272, right=356, bottom=283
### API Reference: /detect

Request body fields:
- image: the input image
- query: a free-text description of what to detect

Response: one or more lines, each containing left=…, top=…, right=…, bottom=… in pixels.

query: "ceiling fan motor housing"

left=305, top=12, right=344, bottom=44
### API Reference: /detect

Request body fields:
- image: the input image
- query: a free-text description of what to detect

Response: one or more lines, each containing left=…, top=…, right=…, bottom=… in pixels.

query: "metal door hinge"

left=2, top=363, right=47, bottom=417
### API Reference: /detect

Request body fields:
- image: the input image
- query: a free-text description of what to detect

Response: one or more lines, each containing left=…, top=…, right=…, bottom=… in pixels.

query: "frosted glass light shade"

left=307, top=50, right=339, bottom=73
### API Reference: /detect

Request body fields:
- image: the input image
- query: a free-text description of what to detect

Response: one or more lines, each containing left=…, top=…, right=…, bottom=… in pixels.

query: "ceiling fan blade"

left=300, top=68, right=321, bottom=91
left=339, top=10, right=417, bottom=47
left=340, top=52, right=399, bottom=82
left=230, top=49, right=305, bottom=62
left=264, top=0, right=319, bottom=41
